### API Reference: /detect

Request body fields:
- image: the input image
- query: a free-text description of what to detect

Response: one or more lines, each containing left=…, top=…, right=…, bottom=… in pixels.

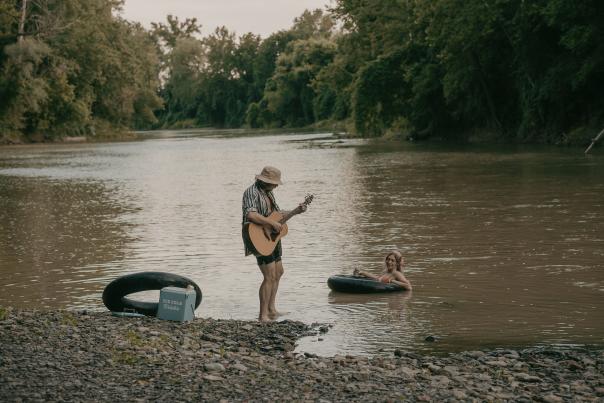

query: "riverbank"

left=2, top=122, right=601, bottom=149
left=1, top=309, right=602, bottom=401
left=0, top=123, right=138, bottom=145
left=0, top=127, right=341, bottom=146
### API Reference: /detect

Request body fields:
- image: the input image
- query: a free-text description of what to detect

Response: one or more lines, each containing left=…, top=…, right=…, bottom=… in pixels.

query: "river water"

left=0, top=130, right=602, bottom=356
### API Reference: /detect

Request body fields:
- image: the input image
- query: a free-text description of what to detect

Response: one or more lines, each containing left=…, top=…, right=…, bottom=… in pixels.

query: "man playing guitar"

left=242, top=166, right=307, bottom=322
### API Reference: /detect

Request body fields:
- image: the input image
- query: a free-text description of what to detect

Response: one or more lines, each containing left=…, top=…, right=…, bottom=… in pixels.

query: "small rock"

left=485, top=359, right=509, bottom=367
left=424, top=335, right=436, bottom=342
left=398, top=366, right=415, bottom=379
left=425, top=363, right=441, bottom=373
left=513, top=362, right=525, bottom=370
left=402, top=352, right=422, bottom=360
left=477, top=373, right=492, bottom=381
left=443, top=365, right=459, bottom=376
left=204, top=363, right=225, bottom=372
left=582, top=370, right=599, bottom=380
left=562, top=360, right=582, bottom=370
left=581, top=357, right=595, bottom=366
left=452, top=375, right=466, bottom=384
left=514, top=373, right=542, bottom=383
left=571, top=382, right=593, bottom=394
left=504, top=350, right=520, bottom=359
left=541, top=394, right=563, bottom=403
left=202, top=374, right=225, bottom=381
left=452, top=389, right=467, bottom=399
left=430, top=375, right=450, bottom=386
left=232, top=363, right=247, bottom=372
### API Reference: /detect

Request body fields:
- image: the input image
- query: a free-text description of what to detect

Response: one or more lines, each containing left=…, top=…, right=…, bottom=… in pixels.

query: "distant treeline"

left=1, top=0, right=603, bottom=144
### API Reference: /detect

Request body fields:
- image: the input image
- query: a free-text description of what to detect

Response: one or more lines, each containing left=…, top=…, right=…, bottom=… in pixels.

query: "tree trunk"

left=471, top=51, right=502, bottom=133
left=18, top=0, right=28, bottom=43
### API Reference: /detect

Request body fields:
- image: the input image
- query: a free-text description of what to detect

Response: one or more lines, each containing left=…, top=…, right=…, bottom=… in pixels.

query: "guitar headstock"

left=293, top=194, right=314, bottom=214
left=303, top=194, right=314, bottom=206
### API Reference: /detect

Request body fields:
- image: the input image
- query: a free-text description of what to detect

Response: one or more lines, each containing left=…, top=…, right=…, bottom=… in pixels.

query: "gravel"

left=0, top=308, right=602, bottom=402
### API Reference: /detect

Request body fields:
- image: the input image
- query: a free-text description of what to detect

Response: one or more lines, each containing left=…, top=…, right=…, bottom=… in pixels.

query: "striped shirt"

left=242, top=181, right=280, bottom=255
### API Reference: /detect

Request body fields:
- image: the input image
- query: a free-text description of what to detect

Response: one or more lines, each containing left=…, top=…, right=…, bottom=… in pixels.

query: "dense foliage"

left=330, top=0, right=604, bottom=143
left=1, top=0, right=603, bottom=144
left=0, top=0, right=162, bottom=142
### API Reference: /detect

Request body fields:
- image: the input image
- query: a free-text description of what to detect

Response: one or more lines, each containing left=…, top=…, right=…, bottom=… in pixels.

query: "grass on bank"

left=0, top=307, right=7, bottom=321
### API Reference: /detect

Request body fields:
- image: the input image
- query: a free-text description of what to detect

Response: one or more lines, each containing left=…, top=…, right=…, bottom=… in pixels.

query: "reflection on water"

left=0, top=177, right=133, bottom=309
left=0, top=131, right=603, bottom=356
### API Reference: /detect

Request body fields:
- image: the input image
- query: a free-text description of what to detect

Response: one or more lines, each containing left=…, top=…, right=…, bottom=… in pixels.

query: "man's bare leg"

left=268, top=260, right=284, bottom=319
left=259, top=262, right=275, bottom=322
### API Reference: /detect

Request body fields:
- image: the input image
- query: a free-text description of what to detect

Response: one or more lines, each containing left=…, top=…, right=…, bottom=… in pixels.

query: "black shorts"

left=256, top=241, right=282, bottom=266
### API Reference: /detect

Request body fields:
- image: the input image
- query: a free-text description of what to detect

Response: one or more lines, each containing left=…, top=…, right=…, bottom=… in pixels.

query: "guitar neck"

left=277, top=195, right=312, bottom=225
left=279, top=209, right=300, bottom=225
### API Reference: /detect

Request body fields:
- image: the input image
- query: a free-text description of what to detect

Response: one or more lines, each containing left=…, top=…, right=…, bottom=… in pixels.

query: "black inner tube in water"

left=327, top=274, right=405, bottom=293
left=102, top=272, right=202, bottom=316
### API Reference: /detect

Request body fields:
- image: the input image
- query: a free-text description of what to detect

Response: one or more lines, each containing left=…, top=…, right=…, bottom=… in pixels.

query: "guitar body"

left=245, top=211, right=289, bottom=256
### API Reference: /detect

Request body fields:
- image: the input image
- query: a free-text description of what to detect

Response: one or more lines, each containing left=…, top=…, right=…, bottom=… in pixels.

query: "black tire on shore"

left=327, top=274, right=406, bottom=293
left=102, top=272, right=202, bottom=316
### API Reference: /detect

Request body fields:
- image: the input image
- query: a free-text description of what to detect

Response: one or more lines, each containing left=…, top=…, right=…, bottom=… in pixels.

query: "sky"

left=120, top=0, right=333, bottom=38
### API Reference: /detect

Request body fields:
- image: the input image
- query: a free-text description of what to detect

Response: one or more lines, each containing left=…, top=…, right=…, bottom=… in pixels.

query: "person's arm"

left=279, top=202, right=308, bottom=217
left=356, top=270, right=379, bottom=280
left=392, top=272, right=412, bottom=290
left=247, top=211, right=282, bottom=233
left=390, top=279, right=412, bottom=290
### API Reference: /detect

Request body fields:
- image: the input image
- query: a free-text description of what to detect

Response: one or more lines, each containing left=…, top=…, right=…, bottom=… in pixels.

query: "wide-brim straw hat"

left=255, top=166, right=283, bottom=185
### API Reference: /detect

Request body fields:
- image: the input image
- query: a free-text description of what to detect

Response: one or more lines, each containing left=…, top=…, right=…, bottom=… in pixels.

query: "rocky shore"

left=0, top=308, right=602, bottom=402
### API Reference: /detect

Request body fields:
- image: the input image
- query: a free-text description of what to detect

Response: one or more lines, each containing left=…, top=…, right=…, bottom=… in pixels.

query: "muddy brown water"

left=1, top=130, right=603, bottom=355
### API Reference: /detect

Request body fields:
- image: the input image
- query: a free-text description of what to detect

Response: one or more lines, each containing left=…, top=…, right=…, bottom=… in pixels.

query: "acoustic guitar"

left=243, top=194, right=314, bottom=256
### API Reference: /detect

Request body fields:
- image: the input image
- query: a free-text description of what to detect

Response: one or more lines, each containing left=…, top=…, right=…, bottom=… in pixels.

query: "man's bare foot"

left=268, top=311, right=288, bottom=319
left=259, top=315, right=273, bottom=323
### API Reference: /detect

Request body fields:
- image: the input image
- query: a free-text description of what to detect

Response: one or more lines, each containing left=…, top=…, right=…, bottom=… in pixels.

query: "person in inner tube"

left=353, top=250, right=412, bottom=291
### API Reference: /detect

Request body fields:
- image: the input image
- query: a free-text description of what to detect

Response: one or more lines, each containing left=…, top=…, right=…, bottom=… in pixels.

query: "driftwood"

left=585, top=127, right=604, bottom=154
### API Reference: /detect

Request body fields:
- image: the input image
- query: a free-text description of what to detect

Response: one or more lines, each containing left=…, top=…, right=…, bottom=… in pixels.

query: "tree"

left=0, top=0, right=163, bottom=141
left=195, top=27, right=246, bottom=127
left=160, top=37, right=204, bottom=124
left=262, top=38, right=337, bottom=127
left=151, top=14, right=201, bottom=50
left=291, top=8, right=335, bottom=39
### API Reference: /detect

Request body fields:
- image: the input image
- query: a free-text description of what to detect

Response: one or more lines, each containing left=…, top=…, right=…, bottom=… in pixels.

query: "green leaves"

left=330, top=0, right=604, bottom=143
left=261, top=38, right=337, bottom=127
left=3, top=0, right=600, bottom=144
left=0, top=0, right=163, bottom=141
